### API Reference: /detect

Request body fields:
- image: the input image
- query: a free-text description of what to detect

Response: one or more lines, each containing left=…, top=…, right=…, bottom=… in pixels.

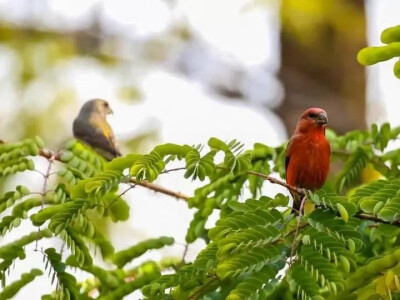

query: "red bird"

left=285, top=108, right=331, bottom=212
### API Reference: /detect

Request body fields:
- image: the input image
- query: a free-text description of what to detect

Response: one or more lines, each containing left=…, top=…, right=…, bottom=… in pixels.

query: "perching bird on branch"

left=73, top=99, right=122, bottom=161
left=285, top=108, right=330, bottom=212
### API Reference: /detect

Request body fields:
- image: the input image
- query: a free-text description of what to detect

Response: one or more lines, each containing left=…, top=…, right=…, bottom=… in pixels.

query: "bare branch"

left=130, top=178, right=190, bottom=201
left=35, top=152, right=56, bottom=251
left=289, top=195, right=307, bottom=267
left=246, top=170, right=305, bottom=195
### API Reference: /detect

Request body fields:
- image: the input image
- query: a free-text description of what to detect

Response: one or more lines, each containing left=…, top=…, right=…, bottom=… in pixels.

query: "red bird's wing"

left=285, top=139, right=302, bottom=211
left=285, top=134, right=331, bottom=211
left=285, top=140, right=291, bottom=176
left=285, top=138, right=298, bottom=188
left=285, top=134, right=330, bottom=190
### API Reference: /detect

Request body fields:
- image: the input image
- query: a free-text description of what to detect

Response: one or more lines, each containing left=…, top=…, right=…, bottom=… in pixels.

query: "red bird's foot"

left=297, top=188, right=308, bottom=196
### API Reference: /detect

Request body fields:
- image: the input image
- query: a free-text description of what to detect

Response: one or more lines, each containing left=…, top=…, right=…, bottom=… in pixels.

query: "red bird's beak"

left=316, top=113, right=328, bottom=125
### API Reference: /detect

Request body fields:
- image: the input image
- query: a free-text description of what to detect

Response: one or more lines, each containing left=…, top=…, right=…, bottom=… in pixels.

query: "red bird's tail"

left=290, top=191, right=302, bottom=214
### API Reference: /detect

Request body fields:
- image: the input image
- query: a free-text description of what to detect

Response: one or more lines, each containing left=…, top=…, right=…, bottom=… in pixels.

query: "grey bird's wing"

left=73, top=118, right=122, bottom=161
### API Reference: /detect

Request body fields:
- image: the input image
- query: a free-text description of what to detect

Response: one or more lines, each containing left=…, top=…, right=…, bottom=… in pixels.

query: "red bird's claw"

left=298, top=188, right=308, bottom=195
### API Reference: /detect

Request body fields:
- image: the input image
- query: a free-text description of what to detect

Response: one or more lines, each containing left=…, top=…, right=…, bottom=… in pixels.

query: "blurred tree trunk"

left=277, top=0, right=366, bottom=135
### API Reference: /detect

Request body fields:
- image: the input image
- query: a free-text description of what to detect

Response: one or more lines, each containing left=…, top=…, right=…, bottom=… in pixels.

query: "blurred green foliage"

left=358, top=25, right=400, bottom=79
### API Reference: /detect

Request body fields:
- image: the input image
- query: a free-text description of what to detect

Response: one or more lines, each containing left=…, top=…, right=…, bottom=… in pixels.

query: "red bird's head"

left=295, top=108, right=328, bottom=135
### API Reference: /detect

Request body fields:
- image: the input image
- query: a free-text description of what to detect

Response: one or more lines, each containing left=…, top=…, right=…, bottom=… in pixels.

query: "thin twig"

left=35, top=149, right=400, bottom=227
left=60, top=242, right=66, bottom=258
left=33, top=169, right=46, bottom=177
left=181, top=244, right=189, bottom=264
left=284, top=222, right=309, bottom=239
left=356, top=213, right=400, bottom=226
left=37, top=150, right=191, bottom=201
left=247, top=170, right=305, bottom=195
left=163, top=166, right=306, bottom=197
left=188, top=276, right=218, bottom=300
left=37, top=150, right=304, bottom=202
left=29, top=192, right=45, bottom=196
left=289, top=195, right=307, bottom=266
left=174, top=243, right=190, bottom=270
left=161, top=167, right=187, bottom=174
left=41, top=154, right=56, bottom=209
left=38, top=148, right=60, bottom=160
left=106, top=184, right=136, bottom=209
left=35, top=152, right=56, bottom=251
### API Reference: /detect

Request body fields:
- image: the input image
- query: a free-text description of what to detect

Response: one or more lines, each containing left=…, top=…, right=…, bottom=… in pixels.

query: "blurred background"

left=0, top=0, right=399, bottom=298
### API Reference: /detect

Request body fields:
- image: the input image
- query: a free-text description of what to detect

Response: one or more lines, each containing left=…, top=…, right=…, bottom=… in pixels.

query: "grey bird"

left=73, top=99, right=122, bottom=161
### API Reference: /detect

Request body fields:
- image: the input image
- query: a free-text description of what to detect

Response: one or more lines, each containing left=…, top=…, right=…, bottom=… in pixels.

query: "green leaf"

left=208, top=137, right=229, bottom=151
left=153, top=143, right=192, bottom=157
left=106, top=154, right=142, bottom=171
left=216, top=245, right=282, bottom=279
left=184, top=148, right=216, bottom=181
left=112, top=237, right=174, bottom=268
left=130, top=152, right=165, bottom=182
left=289, top=264, right=324, bottom=300
left=336, top=146, right=370, bottom=192
left=299, top=246, right=345, bottom=292
left=59, top=227, right=93, bottom=266
left=0, top=230, right=52, bottom=259
left=98, top=273, right=157, bottom=300
left=109, top=198, right=130, bottom=222
left=394, top=59, right=400, bottom=79
left=226, top=265, right=278, bottom=300
left=357, top=43, right=400, bottom=66
left=0, top=269, right=42, bottom=299
left=336, top=203, right=349, bottom=222
left=381, top=25, right=400, bottom=44
left=43, top=248, right=81, bottom=298
left=312, top=192, right=357, bottom=217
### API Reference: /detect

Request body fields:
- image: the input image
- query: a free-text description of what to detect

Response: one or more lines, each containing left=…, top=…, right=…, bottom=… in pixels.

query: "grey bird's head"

left=78, top=99, right=113, bottom=120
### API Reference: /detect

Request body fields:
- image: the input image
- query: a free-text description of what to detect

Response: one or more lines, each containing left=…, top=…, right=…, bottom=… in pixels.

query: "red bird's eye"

left=308, top=113, right=318, bottom=118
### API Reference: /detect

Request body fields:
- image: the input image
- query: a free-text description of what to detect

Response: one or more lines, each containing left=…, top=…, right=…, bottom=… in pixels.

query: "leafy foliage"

left=3, top=128, right=400, bottom=299
left=0, top=269, right=43, bottom=299
left=112, top=236, right=174, bottom=268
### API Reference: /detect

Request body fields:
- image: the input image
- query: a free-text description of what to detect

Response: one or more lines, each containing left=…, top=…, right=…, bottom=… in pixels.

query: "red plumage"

left=285, top=108, right=331, bottom=211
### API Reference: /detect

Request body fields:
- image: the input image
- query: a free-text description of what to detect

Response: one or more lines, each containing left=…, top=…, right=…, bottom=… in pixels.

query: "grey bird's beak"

left=317, top=113, right=328, bottom=125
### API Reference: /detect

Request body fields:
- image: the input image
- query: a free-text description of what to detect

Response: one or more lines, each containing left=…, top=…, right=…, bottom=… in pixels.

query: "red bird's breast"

left=286, top=134, right=330, bottom=191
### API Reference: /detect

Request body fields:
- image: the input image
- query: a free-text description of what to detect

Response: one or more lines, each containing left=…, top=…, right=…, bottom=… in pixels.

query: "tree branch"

left=38, top=148, right=305, bottom=202
left=106, top=184, right=137, bottom=208
left=129, top=178, right=190, bottom=201
left=37, top=149, right=191, bottom=201
left=188, top=276, right=218, bottom=300
left=289, top=195, right=307, bottom=266
left=246, top=170, right=305, bottom=195
left=356, top=213, right=400, bottom=226
left=35, top=151, right=56, bottom=251
left=36, top=148, right=312, bottom=202
left=38, top=148, right=60, bottom=160
left=37, top=148, right=400, bottom=227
